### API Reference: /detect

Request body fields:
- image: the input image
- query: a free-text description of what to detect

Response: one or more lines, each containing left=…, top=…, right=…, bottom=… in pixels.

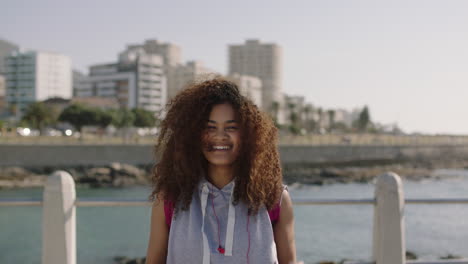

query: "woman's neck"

left=207, top=165, right=234, bottom=190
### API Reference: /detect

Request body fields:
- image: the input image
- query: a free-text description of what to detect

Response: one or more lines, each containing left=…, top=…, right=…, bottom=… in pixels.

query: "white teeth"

left=213, top=145, right=230, bottom=150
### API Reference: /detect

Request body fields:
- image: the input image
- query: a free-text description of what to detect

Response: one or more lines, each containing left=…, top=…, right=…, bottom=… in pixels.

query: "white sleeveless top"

left=166, top=178, right=280, bottom=264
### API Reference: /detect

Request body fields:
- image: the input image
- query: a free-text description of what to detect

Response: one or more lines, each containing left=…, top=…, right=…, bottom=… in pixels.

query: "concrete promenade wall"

left=1, top=144, right=468, bottom=167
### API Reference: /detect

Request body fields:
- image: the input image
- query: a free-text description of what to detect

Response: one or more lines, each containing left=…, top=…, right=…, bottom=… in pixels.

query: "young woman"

left=146, top=77, right=299, bottom=264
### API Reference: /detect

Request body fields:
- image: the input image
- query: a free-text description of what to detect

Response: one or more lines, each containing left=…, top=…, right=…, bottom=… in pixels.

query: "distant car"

left=64, top=129, right=73, bottom=136
left=16, top=127, right=40, bottom=136
left=43, top=128, right=63, bottom=136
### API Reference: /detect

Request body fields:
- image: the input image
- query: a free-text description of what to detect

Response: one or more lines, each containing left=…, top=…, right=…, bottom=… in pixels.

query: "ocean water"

left=1, top=172, right=468, bottom=264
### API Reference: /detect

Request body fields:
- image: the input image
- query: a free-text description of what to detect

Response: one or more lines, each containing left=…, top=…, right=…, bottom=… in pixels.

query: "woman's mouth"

left=209, top=144, right=233, bottom=152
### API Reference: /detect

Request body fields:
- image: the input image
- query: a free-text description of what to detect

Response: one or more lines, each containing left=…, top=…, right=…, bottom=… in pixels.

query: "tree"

left=112, top=108, right=135, bottom=129
left=132, top=108, right=156, bottom=127
left=327, top=110, right=336, bottom=131
left=317, top=107, right=324, bottom=132
left=59, top=104, right=96, bottom=133
left=354, top=106, right=371, bottom=132
left=21, top=102, right=55, bottom=134
left=270, top=101, right=280, bottom=127
left=95, top=109, right=113, bottom=129
left=289, top=112, right=300, bottom=135
left=287, top=103, right=301, bottom=135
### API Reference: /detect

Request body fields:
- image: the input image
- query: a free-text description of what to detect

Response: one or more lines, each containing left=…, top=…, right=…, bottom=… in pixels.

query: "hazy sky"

left=2, top=0, right=468, bottom=134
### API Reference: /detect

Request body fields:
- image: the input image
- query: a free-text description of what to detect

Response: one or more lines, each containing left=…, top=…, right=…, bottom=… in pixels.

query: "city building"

left=0, top=75, right=5, bottom=114
left=228, top=39, right=282, bottom=114
left=0, top=39, right=19, bottom=74
left=166, top=60, right=215, bottom=100
left=75, top=46, right=167, bottom=113
left=116, top=39, right=186, bottom=104
left=228, top=73, right=262, bottom=108
left=139, top=39, right=182, bottom=67
left=0, top=75, right=5, bottom=97
left=5, top=51, right=72, bottom=119
left=72, top=70, right=89, bottom=97
left=0, top=39, right=20, bottom=116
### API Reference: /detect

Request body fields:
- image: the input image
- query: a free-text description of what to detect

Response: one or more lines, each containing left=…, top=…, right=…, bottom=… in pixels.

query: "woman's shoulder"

left=269, top=185, right=289, bottom=224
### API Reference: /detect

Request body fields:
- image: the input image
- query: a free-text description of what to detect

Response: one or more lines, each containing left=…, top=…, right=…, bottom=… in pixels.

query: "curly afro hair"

left=149, top=76, right=283, bottom=215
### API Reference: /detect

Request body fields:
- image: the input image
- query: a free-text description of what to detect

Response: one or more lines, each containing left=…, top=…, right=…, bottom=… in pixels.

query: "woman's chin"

left=206, top=159, right=235, bottom=167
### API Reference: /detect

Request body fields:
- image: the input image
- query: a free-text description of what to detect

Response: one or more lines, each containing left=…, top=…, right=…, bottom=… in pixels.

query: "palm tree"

left=327, top=110, right=336, bottom=132
left=270, top=101, right=280, bottom=127
left=317, top=107, right=323, bottom=132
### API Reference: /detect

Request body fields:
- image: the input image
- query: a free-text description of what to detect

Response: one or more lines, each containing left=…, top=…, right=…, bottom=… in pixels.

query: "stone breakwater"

left=0, top=163, right=152, bottom=189
left=282, top=157, right=468, bottom=186
left=1, top=156, right=468, bottom=189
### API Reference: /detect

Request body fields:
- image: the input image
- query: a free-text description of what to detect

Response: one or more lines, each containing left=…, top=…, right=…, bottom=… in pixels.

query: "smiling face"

left=202, top=103, right=241, bottom=168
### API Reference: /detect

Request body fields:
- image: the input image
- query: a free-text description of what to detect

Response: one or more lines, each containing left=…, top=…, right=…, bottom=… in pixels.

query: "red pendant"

left=218, top=246, right=225, bottom=254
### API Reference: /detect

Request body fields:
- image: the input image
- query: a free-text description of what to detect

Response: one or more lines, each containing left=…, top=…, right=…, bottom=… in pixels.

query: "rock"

left=0, top=167, right=35, bottom=180
left=440, top=254, right=463, bottom=259
left=87, top=168, right=112, bottom=182
left=113, top=256, right=146, bottom=264
left=109, top=162, right=122, bottom=171
left=406, top=250, right=418, bottom=260
left=110, top=163, right=148, bottom=184
left=320, top=168, right=346, bottom=178
left=112, top=176, right=137, bottom=187
left=87, top=167, right=112, bottom=176
left=0, top=167, right=45, bottom=188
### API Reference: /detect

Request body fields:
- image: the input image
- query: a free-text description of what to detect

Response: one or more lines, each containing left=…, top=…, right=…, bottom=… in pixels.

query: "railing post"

left=42, top=170, right=76, bottom=264
left=373, top=172, right=406, bottom=264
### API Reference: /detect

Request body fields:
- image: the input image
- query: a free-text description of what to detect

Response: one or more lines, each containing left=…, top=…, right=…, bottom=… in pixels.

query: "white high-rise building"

left=0, top=75, right=5, bottom=97
left=229, top=39, right=282, bottom=114
left=75, top=46, right=167, bottom=113
left=5, top=51, right=72, bottom=118
left=140, top=39, right=182, bottom=67
left=166, top=60, right=215, bottom=100
left=120, top=39, right=185, bottom=104
left=228, top=73, right=262, bottom=108
left=0, top=75, right=5, bottom=114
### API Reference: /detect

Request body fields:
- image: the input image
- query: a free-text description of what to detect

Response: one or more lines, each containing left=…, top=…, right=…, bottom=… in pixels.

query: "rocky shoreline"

left=282, top=157, right=468, bottom=186
left=1, top=157, right=468, bottom=189
left=0, top=162, right=152, bottom=189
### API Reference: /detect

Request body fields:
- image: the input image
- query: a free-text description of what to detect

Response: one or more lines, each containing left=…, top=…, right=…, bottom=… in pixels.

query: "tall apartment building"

left=228, top=39, right=282, bottom=114
left=5, top=51, right=72, bottom=118
left=140, top=39, right=182, bottom=67
left=166, top=60, right=215, bottom=100
left=122, top=39, right=185, bottom=103
left=0, top=39, right=19, bottom=115
left=0, top=39, right=19, bottom=74
left=75, top=46, right=167, bottom=113
left=0, top=75, right=5, bottom=97
left=0, top=75, right=5, bottom=114
left=228, top=73, right=262, bottom=108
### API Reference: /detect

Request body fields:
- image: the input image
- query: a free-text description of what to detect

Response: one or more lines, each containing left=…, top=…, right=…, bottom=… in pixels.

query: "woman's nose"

left=214, top=128, right=228, bottom=138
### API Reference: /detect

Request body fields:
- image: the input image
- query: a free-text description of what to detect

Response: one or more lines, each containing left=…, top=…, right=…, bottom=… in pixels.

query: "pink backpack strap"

left=268, top=185, right=288, bottom=225
left=164, top=199, right=175, bottom=228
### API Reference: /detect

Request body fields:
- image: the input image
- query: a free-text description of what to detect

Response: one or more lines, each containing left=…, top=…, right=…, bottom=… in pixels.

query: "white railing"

left=1, top=171, right=468, bottom=264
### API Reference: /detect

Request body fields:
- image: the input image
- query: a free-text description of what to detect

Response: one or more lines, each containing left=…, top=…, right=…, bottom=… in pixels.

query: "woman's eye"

left=226, top=126, right=238, bottom=131
left=206, top=126, right=216, bottom=130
